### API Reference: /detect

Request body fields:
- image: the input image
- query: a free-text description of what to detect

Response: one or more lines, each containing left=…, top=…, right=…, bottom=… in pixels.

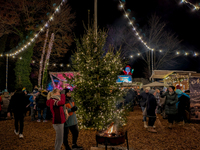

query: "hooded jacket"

left=176, top=89, right=190, bottom=112
left=162, top=91, right=178, bottom=115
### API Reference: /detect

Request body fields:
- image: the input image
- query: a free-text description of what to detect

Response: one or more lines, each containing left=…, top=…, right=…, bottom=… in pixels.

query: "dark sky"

left=67, top=0, right=200, bottom=74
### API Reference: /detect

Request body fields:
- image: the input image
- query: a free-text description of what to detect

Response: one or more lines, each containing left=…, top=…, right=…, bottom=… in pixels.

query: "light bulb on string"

left=159, top=50, right=162, bottom=52
left=176, top=52, right=180, bottom=55
left=19, top=57, right=22, bottom=60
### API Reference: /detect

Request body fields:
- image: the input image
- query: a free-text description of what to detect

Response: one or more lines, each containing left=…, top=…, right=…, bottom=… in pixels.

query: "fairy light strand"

left=119, top=0, right=154, bottom=51
left=1, top=0, right=67, bottom=57
left=180, top=0, right=200, bottom=10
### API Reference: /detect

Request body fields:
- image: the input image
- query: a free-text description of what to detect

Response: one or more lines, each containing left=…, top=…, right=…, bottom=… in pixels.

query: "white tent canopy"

left=143, top=81, right=169, bottom=87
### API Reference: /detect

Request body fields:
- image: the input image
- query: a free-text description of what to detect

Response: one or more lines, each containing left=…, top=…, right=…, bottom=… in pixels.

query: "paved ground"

left=0, top=106, right=200, bottom=150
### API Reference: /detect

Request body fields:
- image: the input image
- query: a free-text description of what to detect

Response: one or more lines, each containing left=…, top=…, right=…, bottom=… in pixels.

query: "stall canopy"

left=143, top=81, right=169, bottom=87
left=150, top=70, right=197, bottom=79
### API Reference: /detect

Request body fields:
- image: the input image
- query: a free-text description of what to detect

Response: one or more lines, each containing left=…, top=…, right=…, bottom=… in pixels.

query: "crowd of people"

left=0, top=84, right=191, bottom=149
left=0, top=87, right=83, bottom=150
left=117, top=85, right=190, bottom=133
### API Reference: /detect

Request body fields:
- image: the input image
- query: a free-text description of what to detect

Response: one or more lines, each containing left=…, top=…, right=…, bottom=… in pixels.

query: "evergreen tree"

left=64, top=28, right=127, bottom=130
left=14, top=43, right=34, bottom=92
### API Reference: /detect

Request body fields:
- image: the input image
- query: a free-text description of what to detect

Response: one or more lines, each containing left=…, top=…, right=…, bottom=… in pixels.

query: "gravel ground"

left=0, top=106, right=200, bottom=150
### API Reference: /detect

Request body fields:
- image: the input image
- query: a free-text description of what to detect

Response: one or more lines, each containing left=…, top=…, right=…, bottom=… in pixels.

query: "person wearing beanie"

left=29, top=90, right=39, bottom=121
left=63, top=89, right=83, bottom=150
left=145, top=90, right=157, bottom=133
left=161, top=86, right=178, bottom=128
left=138, top=87, right=151, bottom=128
left=175, top=89, right=190, bottom=124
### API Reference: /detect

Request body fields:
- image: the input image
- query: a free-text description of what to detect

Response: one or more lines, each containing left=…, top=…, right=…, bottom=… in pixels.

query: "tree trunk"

left=42, top=33, right=54, bottom=89
left=38, top=29, right=49, bottom=88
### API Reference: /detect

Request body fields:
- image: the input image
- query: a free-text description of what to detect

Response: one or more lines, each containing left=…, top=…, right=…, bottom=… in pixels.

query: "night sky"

left=67, top=0, right=200, bottom=76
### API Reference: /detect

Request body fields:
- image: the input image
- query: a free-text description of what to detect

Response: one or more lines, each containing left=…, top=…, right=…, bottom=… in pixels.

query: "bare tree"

left=108, top=14, right=182, bottom=78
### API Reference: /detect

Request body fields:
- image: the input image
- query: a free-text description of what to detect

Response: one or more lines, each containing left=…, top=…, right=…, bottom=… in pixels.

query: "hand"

left=71, top=106, right=77, bottom=112
left=138, top=93, right=140, bottom=95
left=61, top=90, right=65, bottom=94
left=7, top=112, right=11, bottom=118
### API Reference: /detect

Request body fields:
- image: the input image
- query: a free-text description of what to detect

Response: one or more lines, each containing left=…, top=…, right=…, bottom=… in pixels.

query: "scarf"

left=51, top=95, right=61, bottom=106
left=169, top=91, right=174, bottom=95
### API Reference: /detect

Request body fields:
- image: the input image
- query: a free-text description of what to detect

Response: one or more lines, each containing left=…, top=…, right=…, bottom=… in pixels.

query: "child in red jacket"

left=46, top=89, right=66, bottom=150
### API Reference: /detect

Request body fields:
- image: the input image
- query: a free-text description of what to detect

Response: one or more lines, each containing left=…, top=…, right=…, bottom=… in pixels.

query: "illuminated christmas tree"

left=65, top=28, right=127, bottom=130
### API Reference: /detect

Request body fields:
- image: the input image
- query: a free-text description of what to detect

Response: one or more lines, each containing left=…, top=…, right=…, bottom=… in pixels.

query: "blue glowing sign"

left=116, top=75, right=132, bottom=83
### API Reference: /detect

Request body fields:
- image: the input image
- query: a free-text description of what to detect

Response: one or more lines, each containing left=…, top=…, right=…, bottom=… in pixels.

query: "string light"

left=119, top=0, right=154, bottom=51
left=0, top=0, right=67, bottom=57
left=180, top=0, right=200, bottom=10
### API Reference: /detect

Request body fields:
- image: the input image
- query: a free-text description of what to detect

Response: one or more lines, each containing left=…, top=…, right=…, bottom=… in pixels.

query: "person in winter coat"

left=1, top=92, right=11, bottom=119
left=7, top=88, right=26, bottom=138
left=29, top=90, right=39, bottom=121
left=175, top=89, right=190, bottom=125
left=161, top=86, right=178, bottom=128
left=146, top=90, right=157, bottom=133
left=63, top=89, right=82, bottom=150
left=138, top=87, right=151, bottom=128
left=46, top=89, right=66, bottom=150
left=36, top=90, right=48, bottom=122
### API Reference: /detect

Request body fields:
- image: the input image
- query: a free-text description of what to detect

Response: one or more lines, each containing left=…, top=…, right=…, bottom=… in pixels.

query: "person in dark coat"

left=175, top=89, right=190, bottom=125
left=36, top=90, right=48, bottom=122
left=146, top=90, right=157, bottom=133
left=138, top=87, right=151, bottom=128
left=161, top=86, right=178, bottom=128
left=7, top=88, right=26, bottom=138
left=63, top=89, right=82, bottom=150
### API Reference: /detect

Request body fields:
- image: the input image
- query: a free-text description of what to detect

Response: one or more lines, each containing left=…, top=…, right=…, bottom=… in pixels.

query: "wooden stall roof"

left=150, top=70, right=197, bottom=79
left=143, top=81, right=169, bottom=87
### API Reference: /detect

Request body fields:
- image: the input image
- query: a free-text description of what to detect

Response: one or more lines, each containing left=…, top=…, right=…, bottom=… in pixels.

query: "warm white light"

left=53, top=63, right=56, bottom=66
left=67, top=64, right=70, bottom=67
left=13, top=56, right=15, bottom=58
left=50, top=16, right=53, bottom=21
left=125, top=13, right=128, bottom=17
left=185, top=52, right=188, bottom=56
left=60, top=64, right=63, bottom=67
left=19, top=57, right=22, bottom=60
left=138, top=53, right=140, bottom=56
left=120, top=4, right=123, bottom=8
left=32, top=60, right=35, bottom=63
left=28, top=42, right=30, bottom=45
left=176, top=52, right=180, bottom=55
left=129, top=21, right=133, bottom=25
left=159, top=50, right=162, bottom=52
left=130, top=55, right=133, bottom=58
left=194, top=53, right=198, bottom=56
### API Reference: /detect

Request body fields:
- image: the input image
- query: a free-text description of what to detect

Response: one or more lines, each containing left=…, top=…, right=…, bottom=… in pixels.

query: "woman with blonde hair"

left=46, top=89, right=66, bottom=150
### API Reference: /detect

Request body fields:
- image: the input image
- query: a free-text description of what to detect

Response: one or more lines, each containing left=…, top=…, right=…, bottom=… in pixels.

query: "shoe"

left=72, top=144, right=83, bottom=150
left=14, top=130, right=19, bottom=135
left=148, top=127, right=157, bottom=133
left=43, top=120, right=47, bottom=122
left=37, top=119, right=41, bottom=122
left=168, top=123, right=173, bottom=129
left=144, top=121, right=148, bottom=128
left=19, top=134, right=24, bottom=138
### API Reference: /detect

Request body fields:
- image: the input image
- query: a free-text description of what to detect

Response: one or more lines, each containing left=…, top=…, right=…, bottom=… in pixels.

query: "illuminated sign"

left=116, top=75, right=132, bottom=83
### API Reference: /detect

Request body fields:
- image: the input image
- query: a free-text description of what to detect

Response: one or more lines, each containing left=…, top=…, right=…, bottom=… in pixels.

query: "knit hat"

left=175, top=89, right=183, bottom=95
left=64, top=88, right=71, bottom=94
left=149, top=89, right=155, bottom=95
left=176, top=85, right=181, bottom=89
left=22, top=87, right=26, bottom=92
left=145, top=87, right=150, bottom=91
left=169, top=86, right=175, bottom=91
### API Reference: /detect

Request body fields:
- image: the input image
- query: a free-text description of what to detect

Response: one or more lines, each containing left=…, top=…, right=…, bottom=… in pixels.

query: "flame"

left=107, top=125, right=114, bottom=134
